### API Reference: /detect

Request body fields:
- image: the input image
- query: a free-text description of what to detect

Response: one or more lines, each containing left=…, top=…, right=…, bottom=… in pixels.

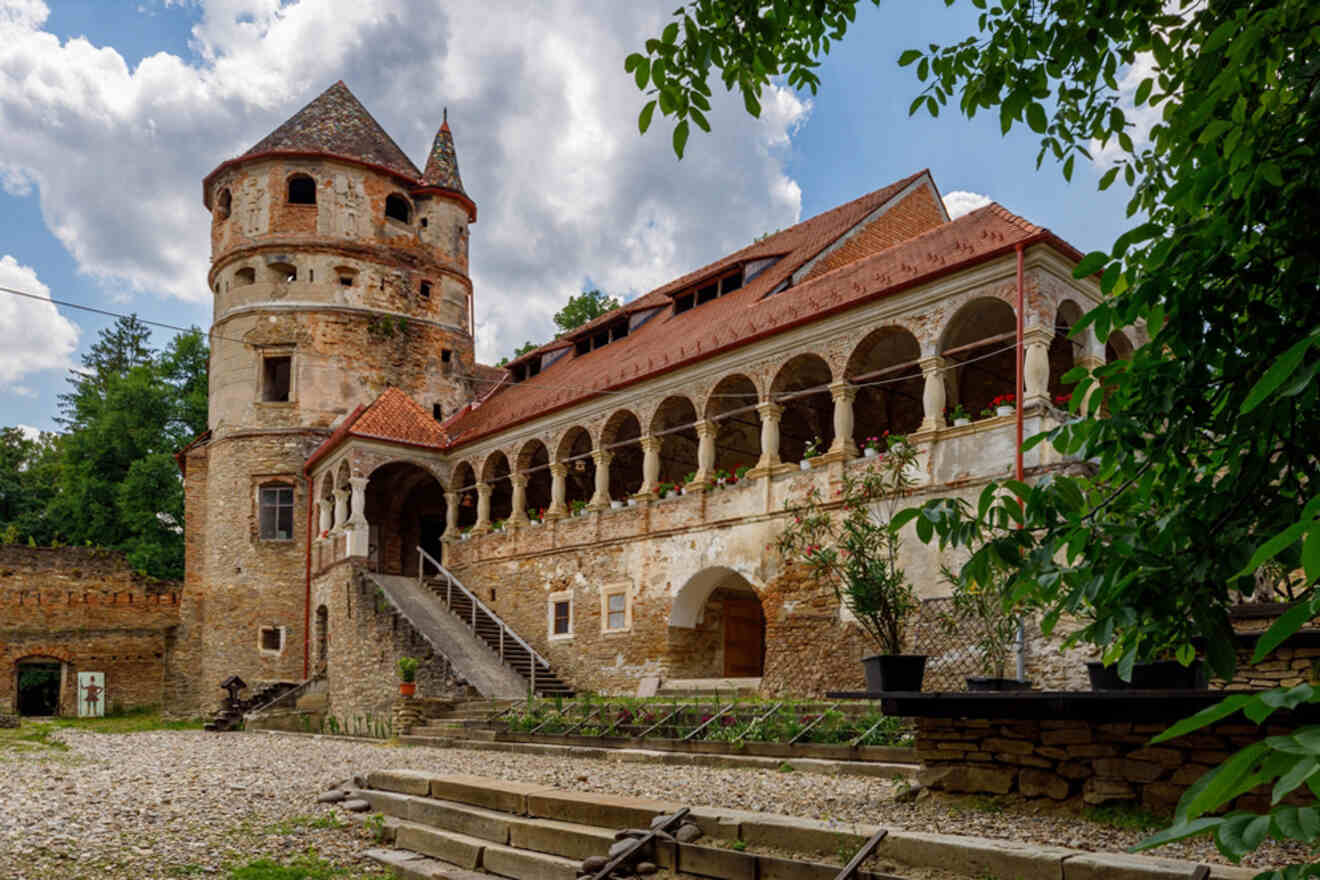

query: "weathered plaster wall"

left=0, top=546, right=180, bottom=715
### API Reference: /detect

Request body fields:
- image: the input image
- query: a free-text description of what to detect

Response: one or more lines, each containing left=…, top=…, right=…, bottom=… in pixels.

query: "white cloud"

left=0, top=0, right=810, bottom=362
left=1089, top=52, right=1162, bottom=168
left=0, top=254, right=80, bottom=387
left=943, top=190, right=991, bottom=219
left=16, top=424, right=41, bottom=440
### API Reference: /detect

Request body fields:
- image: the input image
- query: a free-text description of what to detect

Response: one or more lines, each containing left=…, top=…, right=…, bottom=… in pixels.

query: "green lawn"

left=0, top=705, right=203, bottom=752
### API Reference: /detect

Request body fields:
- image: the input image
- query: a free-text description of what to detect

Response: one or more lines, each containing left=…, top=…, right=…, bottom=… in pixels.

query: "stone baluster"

left=589, top=450, right=613, bottom=509
left=693, top=420, right=717, bottom=486
left=473, top=481, right=492, bottom=533
left=1023, top=326, right=1053, bottom=408
left=318, top=496, right=333, bottom=537
left=919, top=356, right=947, bottom=432
left=827, top=381, right=858, bottom=460
left=639, top=435, right=661, bottom=496
left=346, top=476, right=369, bottom=557
left=333, top=488, right=349, bottom=531
left=443, top=491, right=459, bottom=538
left=509, top=475, right=528, bottom=526
left=748, top=402, right=783, bottom=478
left=546, top=463, right=568, bottom=519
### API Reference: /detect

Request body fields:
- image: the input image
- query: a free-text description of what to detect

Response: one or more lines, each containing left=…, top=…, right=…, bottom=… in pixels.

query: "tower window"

left=432, top=403, right=444, bottom=421
left=441, top=349, right=452, bottom=363
left=259, top=626, right=285, bottom=652
left=385, top=194, right=412, bottom=224
left=262, top=355, right=292, bottom=402
left=258, top=485, right=294, bottom=541
left=420, top=217, right=429, bottom=228
left=339, top=276, right=354, bottom=287
left=235, top=267, right=256, bottom=287
left=216, top=188, right=232, bottom=221
left=287, top=175, right=316, bottom=205
left=420, top=281, right=432, bottom=299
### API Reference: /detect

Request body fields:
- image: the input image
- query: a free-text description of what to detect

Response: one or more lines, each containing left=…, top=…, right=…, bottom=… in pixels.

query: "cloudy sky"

left=0, top=0, right=1139, bottom=433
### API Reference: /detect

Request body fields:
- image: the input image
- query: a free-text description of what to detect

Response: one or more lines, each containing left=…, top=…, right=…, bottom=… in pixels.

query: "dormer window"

left=510, top=358, right=542, bottom=384
left=287, top=174, right=316, bottom=205
left=673, top=268, right=744, bottom=314
left=572, top=318, right=629, bottom=358
left=385, top=194, right=412, bottom=224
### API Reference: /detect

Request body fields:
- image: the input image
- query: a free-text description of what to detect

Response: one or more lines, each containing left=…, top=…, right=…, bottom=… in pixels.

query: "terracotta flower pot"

left=399, top=682, right=416, bottom=697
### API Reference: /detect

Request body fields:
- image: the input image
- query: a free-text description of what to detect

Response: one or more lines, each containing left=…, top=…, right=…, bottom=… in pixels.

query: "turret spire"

left=422, top=111, right=466, bottom=196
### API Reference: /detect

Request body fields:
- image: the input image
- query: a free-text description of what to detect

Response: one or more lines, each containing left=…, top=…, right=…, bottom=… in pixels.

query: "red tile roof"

left=303, top=387, right=448, bottom=473
left=444, top=197, right=1075, bottom=448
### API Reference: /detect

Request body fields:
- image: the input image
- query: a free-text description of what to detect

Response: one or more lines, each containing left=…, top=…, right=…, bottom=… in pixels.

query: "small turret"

left=416, top=109, right=476, bottom=223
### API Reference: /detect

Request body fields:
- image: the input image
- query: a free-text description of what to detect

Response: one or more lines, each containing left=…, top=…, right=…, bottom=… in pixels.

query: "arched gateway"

left=668, top=567, right=766, bottom=679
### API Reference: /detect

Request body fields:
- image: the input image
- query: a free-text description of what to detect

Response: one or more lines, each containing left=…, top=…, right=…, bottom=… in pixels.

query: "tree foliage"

left=639, top=0, right=1319, bottom=870
left=554, top=289, right=621, bottom=335
left=2, top=317, right=208, bottom=579
left=496, top=340, right=539, bottom=367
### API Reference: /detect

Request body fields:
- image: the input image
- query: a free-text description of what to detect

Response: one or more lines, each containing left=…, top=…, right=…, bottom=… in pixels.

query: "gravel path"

left=0, top=729, right=1303, bottom=879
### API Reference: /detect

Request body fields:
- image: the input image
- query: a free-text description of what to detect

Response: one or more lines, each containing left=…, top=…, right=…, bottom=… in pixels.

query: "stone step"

left=378, top=819, right=581, bottom=880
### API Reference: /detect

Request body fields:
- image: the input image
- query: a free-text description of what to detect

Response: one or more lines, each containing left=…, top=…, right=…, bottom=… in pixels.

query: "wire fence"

left=910, top=597, right=1023, bottom=691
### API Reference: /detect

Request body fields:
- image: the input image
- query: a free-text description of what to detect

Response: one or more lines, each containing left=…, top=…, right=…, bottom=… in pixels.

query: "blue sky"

left=0, top=0, right=1136, bottom=434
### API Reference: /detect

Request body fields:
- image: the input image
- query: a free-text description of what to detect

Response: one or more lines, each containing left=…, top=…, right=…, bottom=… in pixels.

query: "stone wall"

left=311, top=561, right=464, bottom=722
left=0, top=546, right=180, bottom=715
left=916, top=713, right=1301, bottom=813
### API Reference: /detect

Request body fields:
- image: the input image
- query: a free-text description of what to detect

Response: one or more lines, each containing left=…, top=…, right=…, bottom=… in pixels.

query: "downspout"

left=303, top=474, right=314, bottom=679
left=1014, top=241, right=1027, bottom=682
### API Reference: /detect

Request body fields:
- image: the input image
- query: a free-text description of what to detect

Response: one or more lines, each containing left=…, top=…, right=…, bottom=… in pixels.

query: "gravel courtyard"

left=0, top=728, right=1301, bottom=878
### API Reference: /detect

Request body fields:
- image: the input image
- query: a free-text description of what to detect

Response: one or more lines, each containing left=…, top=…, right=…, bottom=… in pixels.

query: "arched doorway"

left=651, top=395, right=700, bottom=486
left=315, top=605, right=329, bottom=672
left=516, top=439, right=552, bottom=520
left=363, top=461, right=447, bottom=575
left=602, top=410, right=643, bottom=501
left=846, top=326, right=923, bottom=445
left=705, top=375, right=760, bottom=476
left=770, top=354, right=834, bottom=464
left=16, top=658, right=62, bottom=716
left=668, top=568, right=766, bottom=679
left=941, top=297, right=1018, bottom=418
left=556, top=426, right=595, bottom=509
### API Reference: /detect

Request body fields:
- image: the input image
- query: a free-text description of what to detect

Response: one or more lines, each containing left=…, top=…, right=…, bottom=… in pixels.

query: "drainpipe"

left=303, top=474, right=314, bottom=679
left=1014, top=242, right=1027, bottom=682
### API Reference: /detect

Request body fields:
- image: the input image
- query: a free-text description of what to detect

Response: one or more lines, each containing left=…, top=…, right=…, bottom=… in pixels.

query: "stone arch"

left=650, top=395, right=699, bottom=487
left=555, top=425, right=595, bottom=509
left=1050, top=299, right=1087, bottom=404
left=449, top=460, right=477, bottom=530
left=704, top=374, right=760, bottom=476
left=480, top=450, right=514, bottom=524
left=287, top=173, right=316, bottom=205
left=1106, top=329, right=1134, bottom=362
left=770, top=353, right=835, bottom=464
left=667, top=567, right=766, bottom=679
left=385, top=193, right=412, bottom=224
left=516, top=438, right=552, bottom=519
left=845, top=326, right=923, bottom=446
left=601, top=409, right=643, bottom=501
left=364, top=460, right=447, bottom=574
left=940, top=296, right=1018, bottom=418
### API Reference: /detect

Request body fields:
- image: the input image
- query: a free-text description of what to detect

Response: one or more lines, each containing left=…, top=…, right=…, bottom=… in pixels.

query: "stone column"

left=443, top=491, right=459, bottom=538
left=1076, top=354, right=1107, bottom=417
left=473, top=481, right=492, bottom=533
left=747, top=402, right=783, bottom=478
left=333, top=488, right=349, bottom=531
left=346, top=476, right=369, bottom=557
left=919, top=356, right=947, bottom=432
left=589, top=450, right=613, bottom=509
left=826, top=381, right=858, bottom=460
left=318, top=497, right=333, bottom=537
left=1023, top=326, right=1052, bottom=408
left=638, top=435, right=661, bottom=496
left=509, top=475, right=528, bottom=526
left=546, top=463, right=568, bottom=519
left=693, top=420, right=717, bottom=486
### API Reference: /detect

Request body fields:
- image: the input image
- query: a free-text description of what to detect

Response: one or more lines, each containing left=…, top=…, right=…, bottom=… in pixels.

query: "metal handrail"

left=418, top=546, right=551, bottom=672
left=243, top=671, right=326, bottom=718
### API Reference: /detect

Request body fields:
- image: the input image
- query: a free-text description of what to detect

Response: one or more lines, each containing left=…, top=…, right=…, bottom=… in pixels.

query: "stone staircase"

left=657, top=677, right=763, bottom=698
left=204, top=680, right=300, bottom=732
left=405, top=699, right=512, bottom=744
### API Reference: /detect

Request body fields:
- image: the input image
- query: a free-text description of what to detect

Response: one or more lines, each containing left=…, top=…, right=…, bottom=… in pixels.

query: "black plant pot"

left=862, top=654, right=927, bottom=692
left=1087, top=660, right=1208, bottom=691
left=966, top=677, right=1032, bottom=692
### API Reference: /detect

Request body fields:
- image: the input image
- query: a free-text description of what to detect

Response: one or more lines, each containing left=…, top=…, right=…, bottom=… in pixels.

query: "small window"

left=696, top=282, right=719, bottom=305
left=216, top=188, right=232, bottom=221
left=385, top=194, right=412, bottom=223
left=721, top=272, right=743, bottom=294
left=441, top=349, right=452, bottom=363
left=528, top=359, right=541, bottom=378
left=512, top=364, right=526, bottom=383
left=287, top=175, right=316, bottom=204
left=420, top=217, right=429, bottom=228
left=674, top=293, right=694, bottom=314
left=605, top=591, right=627, bottom=632
left=260, top=626, right=284, bottom=653
left=235, top=267, right=256, bottom=287
left=262, top=355, right=291, bottom=402
left=269, top=261, right=297, bottom=283
left=549, top=592, right=573, bottom=639
left=553, top=600, right=571, bottom=635
left=574, top=338, right=591, bottom=357
left=432, top=403, right=444, bottom=421
left=259, top=485, right=294, bottom=541
left=420, top=281, right=432, bottom=299
left=339, top=276, right=354, bottom=287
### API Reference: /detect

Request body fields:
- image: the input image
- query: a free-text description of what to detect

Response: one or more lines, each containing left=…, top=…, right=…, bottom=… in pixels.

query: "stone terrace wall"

left=916, top=714, right=1301, bottom=812
left=0, top=545, right=181, bottom=715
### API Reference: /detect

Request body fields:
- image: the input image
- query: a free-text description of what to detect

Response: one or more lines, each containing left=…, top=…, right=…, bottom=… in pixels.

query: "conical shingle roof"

left=243, top=81, right=421, bottom=180
left=421, top=111, right=467, bottom=195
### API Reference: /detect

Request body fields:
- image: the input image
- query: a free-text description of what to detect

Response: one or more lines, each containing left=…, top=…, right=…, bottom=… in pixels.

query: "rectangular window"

left=420, top=281, right=432, bottom=299
left=553, top=600, right=570, bottom=635
left=606, top=592, right=627, bottom=631
left=260, top=626, right=284, bottom=653
left=259, top=485, right=294, bottom=540
left=262, top=355, right=291, bottom=402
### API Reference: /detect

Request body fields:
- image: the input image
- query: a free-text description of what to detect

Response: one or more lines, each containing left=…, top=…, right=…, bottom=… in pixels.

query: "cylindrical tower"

left=186, top=81, right=477, bottom=703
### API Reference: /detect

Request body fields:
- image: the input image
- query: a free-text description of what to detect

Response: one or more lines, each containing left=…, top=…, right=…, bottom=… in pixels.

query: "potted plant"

left=657, top=481, right=675, bottom=499
left=491, top=518, right=506, bottom=533
left=527, top=507, right=543, bottom=526
left=986, top=393, right=1016, bottom=417
left=800, top=436, right=823, bottom=470
left=945, top=403, right=971, bottom=426
left=569, top=498, right=588, bottom=517
left=862, top=435, right=883, bottom=458
left=396, top=656, right=419, bottom=697
left=943, top=566, right=1030, bottom=691
left=735, top=464, right=751, bottom=484
left=460, top=526, right=472, bottom=541
left=776, top=437, right=924, bottom=691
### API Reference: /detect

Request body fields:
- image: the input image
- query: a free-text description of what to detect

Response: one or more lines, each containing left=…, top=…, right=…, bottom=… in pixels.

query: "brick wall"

left=803, top=184, right=947, bottom=282
left=0, top=545, right=181, bottom=715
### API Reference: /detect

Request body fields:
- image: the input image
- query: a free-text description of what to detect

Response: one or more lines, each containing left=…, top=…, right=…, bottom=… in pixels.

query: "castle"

left=10, top=81, right=1135, bottom=719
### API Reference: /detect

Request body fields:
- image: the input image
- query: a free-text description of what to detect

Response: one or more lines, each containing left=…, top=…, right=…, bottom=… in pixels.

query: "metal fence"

left=910, top=597, right=1024, bottom=692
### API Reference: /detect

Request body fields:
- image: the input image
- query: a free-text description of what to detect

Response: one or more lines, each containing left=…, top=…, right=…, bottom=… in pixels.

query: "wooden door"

left=723, top=599, right=765, bottom=677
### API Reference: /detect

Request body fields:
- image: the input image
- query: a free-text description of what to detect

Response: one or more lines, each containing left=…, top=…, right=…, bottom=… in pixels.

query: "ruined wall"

left=0, top=546, right=180, bottom=715
left=311, top=562, right=463, bottom=721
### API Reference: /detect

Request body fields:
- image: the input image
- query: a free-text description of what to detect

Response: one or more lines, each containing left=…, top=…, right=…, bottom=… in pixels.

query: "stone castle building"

left=161, top=80, right=1137, bottom=719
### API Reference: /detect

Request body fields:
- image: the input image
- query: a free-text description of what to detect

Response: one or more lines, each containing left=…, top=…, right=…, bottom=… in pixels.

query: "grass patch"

left=227, top=853, right=390, bottom=880
left=1083, top=802, right=1166, bottom=832
left=0, top=707, right=203, bottom=753
left=952, top=795, right=1005, bottom=815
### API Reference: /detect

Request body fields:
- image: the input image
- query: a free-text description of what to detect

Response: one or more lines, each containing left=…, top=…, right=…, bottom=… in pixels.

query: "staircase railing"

left=418, top=546, right=548, bottom=694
